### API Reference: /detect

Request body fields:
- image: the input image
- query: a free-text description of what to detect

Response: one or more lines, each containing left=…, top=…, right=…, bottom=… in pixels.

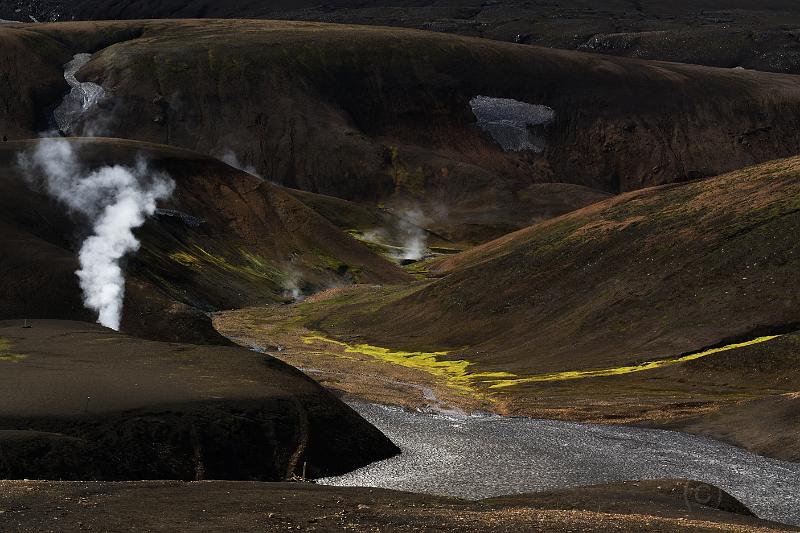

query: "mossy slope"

left=305, top=156, right=800, bottom=377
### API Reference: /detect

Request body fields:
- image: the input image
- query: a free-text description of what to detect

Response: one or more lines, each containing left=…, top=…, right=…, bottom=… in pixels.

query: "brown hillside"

left=300, top=155, right=800, bottom=378
left=215, top=156, right=800, bottom=460
left=0, top=138, right=408, bottom=343
left=3, top=20, right=800, bottom=241
left=6, top=1, right=800, bottom=75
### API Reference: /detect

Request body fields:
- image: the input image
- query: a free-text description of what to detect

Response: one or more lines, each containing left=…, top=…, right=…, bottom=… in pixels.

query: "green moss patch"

left=0, top=338, right=26, bottom=362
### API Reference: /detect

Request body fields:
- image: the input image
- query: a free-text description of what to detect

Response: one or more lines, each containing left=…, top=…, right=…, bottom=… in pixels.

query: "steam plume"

left=19, top=139, right=174, bottom=330
left=218, top=148, right=259, bottom=176
left=393, top=207, right=429, bottom=262
left=360, top=207, right=430, bottom=263
left=281, top=266, right=304, bottom=302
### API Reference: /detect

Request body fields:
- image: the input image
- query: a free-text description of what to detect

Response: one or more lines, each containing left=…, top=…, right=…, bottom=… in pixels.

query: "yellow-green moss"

left=169, top=251, right=199, bottom=266
left=314, top=252, right=348, bottom=272
left=301, top=332, right=782, bottom=394
left=302, top=334, right=503, bottom=397
left=0, top=338, right=26, bottom=362
left=485, top=335, right=782, bottom=389
left=0, top=354, right=27, bottom=362
left=168, top=245, right=281, bottom=281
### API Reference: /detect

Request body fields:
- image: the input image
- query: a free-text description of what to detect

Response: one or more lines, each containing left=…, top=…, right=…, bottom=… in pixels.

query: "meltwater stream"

left=320, top=402, right=800, bottom=526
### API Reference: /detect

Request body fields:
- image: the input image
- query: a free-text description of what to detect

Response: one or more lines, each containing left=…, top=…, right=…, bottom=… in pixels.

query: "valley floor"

left=213, top=285, right=800, bottom=463
left=0, top=480, right=790, bottom=532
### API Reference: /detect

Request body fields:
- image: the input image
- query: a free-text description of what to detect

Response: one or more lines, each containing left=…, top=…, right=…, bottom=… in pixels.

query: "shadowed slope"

left=6, top=1, right=800, bottom=75
left=311, top=156, right=800, bottom=373
left=0, top=479, right=782, bottom=532
left=0, top=320, right=399, bottom=480
left=0, top=138, right=408, bottom=343
left=3, top=20, right=800, bottom=241
left=253, top=156, right=800, bottom=456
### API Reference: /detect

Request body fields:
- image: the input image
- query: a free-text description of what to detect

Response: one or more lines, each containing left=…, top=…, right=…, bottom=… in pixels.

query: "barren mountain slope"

left=3, top=20, right=800, bottom=241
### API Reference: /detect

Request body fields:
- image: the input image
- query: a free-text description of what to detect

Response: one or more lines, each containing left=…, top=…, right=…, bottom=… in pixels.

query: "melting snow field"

left=470, top=95, right=555, bottom=152
left=321, top=402, right=800, bottom=526
left=53, top=53, right=105, bottom=134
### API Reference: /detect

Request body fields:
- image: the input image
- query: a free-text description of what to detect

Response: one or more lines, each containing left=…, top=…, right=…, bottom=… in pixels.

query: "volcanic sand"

left=0, top=479, right=788, bottom=532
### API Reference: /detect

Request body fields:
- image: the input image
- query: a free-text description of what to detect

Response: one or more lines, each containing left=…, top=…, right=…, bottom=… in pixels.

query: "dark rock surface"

left=0, top=479, right=786, bottom=532
left=0, top=320, right=399, bottom=480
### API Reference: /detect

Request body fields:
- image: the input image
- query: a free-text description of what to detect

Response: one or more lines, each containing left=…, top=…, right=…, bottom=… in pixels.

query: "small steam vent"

left=469, top=96, right=555, bottom=153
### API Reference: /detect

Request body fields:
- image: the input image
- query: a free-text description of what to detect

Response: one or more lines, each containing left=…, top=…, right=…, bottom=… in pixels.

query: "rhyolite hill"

left=306, top=156, right=800, bottom=374
left=287, top=155, right=800, bottom=459
left=4, top=20, right=800, bottom=242
left=0, top=14, right=798, bottom=532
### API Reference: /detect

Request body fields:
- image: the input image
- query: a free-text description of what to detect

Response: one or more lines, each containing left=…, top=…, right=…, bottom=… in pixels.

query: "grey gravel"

left=320, top=402, right=800, bottom=526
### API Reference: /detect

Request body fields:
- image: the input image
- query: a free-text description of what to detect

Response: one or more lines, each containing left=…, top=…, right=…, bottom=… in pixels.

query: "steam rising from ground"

left=393, top=207, right=429, bottom=261
left=362, top=207, right=430, bottom=262
left=281, top=265, right=304, bottom=302
left=218, top=148, right=259, bottom=176
left=18, top=139, right=174, bottom=330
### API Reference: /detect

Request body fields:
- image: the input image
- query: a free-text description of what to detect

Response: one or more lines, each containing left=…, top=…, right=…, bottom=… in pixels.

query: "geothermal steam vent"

left=470, top=96, right=554, bottom=152
left=18, top=139, right=174, bottom=331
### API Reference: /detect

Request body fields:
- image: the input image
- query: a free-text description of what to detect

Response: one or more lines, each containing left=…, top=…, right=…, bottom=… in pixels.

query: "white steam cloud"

left=218, top=148, right=259, bottom=176
left=281, top=266, right=304, bottom=302
left=393, top=207, right=429, bottom=262
left=361, top=207, right=430, bottom=263
left=19, top=139, right=174, bottom=330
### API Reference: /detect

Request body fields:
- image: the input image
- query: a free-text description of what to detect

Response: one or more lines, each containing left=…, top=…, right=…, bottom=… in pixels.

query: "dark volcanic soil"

left=5, top=1, right=800, bottom=75
left=4, top=20, right=800, bottom=241
left=310, top=156, right=800, bottom=378
left=666, top=393, right=800, bottom=462
left=0, top=12, right=797, bottom=532
left=0, top=319, right=398, bottom=481
left=0, top=479, right=787, bottom=532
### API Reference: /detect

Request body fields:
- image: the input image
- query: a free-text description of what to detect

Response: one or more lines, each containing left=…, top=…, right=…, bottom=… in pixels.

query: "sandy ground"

left=0, top=480, right=790, bottom=533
